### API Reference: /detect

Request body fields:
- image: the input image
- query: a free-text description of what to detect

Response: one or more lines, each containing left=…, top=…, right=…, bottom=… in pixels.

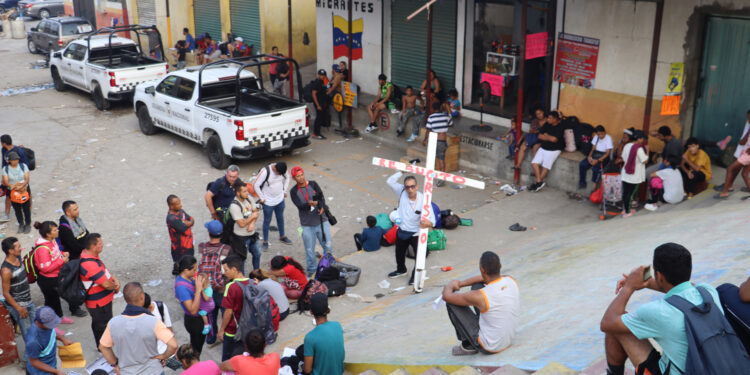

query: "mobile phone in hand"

left=643, top=265, right=653, bottom=281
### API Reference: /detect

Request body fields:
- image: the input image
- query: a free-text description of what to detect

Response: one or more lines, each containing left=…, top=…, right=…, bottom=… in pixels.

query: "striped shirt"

left=1, top=260, right=32, bottom=306
left=80, top=253, right=114, bottom=309
left=425, top=112, right=453, bottom=133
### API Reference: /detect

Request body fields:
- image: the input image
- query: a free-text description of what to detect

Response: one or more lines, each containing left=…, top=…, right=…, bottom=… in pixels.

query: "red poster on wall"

left=525, top=32, right=548, bottom=60
left=554, top=33, right=600, bottom=89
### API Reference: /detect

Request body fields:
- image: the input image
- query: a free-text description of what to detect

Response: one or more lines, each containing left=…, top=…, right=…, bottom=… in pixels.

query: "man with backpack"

left=310, top=69, right=329, bottom=139
left=1, top=134, right=29, bottom=223
left=253, top=162, right=292, bottom=251
left=205, top=165, right=241, bottom=224
left=219, top=255, right=254, bottom=360
left=289, top=166, right=333, bottom=277
left=79, top=233, right=120, bottom=349
left=600, top=242, right=750, bottom=375
left=229, top=180, right=260, bottom=274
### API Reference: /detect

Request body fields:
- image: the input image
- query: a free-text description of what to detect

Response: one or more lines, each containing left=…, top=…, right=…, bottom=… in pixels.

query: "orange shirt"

left=229, top=352, right=280, bottom=375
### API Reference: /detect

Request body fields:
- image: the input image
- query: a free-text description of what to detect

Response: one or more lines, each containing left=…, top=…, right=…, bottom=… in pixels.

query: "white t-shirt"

left=592, top=134, right=614, bottom=153
left=150, top=301, right=172, bottom=354
left=621, top=143, right=648, bottom=184
left=253, top=164, right=290, bottom=206
left=734, top=122, right=750, bottom=159
left=229, top=198, right=257, bottom=236
left=655, top=168, right=684, bottom=204
left=478, top=277, right=520, bottom=352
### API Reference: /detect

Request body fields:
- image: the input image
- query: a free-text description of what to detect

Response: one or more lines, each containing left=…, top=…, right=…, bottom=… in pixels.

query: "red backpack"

left=22, top=245, right=49, bottom=284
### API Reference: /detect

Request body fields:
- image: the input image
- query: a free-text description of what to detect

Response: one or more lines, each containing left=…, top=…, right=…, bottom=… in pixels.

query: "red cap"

left=291, top=166, right=304, bottom=177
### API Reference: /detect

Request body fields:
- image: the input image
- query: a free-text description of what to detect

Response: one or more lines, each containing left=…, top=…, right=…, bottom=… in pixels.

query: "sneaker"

left=317, top=134, right=327, bottom=140
left=451, top=344, right=478, bottom=356
left=391, top=108, right=399, bottom=114
left=644, top=203, right=658, bottom=211
left=17, top=225, right=23, bottom=233
left=262, top=242, right=269, bottom=251
left=60, top=317, right=74, bottom=324
left=279, top=237, right=292, bottom=245
left=534, top=182, right=546, bottom=192
left=0, top=213, right=8, bottom=222
left=527, top=182, right=538, bottom=191
left=407, top=134, right=417, bottom=142
left=70, top=308, right=88, bottom=317
left=364, top=124, right=378, bottom=133
left=202, top=325, right=210, bottom=335
left=24, top=225, right=31, bottom=233
left=388, top=270, right=406, bottom=278
left=718, top=135, right=732, bottom=151
left=578, top=182, right=586, bottom=190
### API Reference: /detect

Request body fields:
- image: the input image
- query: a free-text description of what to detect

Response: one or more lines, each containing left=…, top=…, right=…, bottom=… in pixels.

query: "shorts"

left=531, top=148, right=561, bottom=170
left=635, top=349, right=664, bottom=375
left=737, top=150, right=750, bottom=166
left=525, top=133, right=539, bottom=147
left=436, top=140, right=448, bottom=160
left=208, top=49, right=221, bottom=60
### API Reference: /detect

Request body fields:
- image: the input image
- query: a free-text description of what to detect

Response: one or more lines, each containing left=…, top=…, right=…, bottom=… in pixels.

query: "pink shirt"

left=183, top=360, right=221, bottom=375
left=33, top=237, right=65, bottom=278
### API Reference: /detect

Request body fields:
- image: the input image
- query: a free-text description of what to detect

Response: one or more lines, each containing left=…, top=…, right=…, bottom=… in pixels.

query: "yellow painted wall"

left=558, top=85, right=681, bottom=153
left=220, top=0, right=231, bottom=42
left=259, top=0, right=316, bottom=65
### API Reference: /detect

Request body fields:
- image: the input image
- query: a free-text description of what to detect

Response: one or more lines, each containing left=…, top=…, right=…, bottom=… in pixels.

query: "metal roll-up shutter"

left=230, top=0, right=261, bottom=52
left=194, top=0, right=222, bottom=41
left=136, top=0, right=156, bottom=27
left=391, top=0, right=456, bottom=92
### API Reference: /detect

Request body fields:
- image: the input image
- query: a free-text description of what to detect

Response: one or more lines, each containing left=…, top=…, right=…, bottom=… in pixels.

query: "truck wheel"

left=137, top=105, right=159, bottom=135
left=27, top=39, right=38, bottom=54
left=206, top=134, right=231, bottom=169
left=39, top=9, right=51, bottom=19
left=51, top=68, right=66, bottom=92
left=92, top=84, right=111, bottom=111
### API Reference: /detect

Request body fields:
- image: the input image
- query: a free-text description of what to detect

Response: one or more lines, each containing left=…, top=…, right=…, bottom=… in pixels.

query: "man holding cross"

left=386, top=171, right=436, bottom=285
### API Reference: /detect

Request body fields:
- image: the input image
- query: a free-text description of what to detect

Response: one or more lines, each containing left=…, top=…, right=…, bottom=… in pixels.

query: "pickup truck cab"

left=133, top=55, right=310, bottom=168
left=49, top=25, right=167, bottom=110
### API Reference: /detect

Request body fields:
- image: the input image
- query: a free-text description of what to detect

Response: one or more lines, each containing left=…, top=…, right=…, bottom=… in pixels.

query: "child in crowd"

left=499, top=117, right=521, bottom=160
left=197, top=272, right=215, bottom=335
left=399, top=86, right=423, bottom=142
left=680, top=137, right=712, bottom=198
left=354, top=216, right=386, bottom=252
left=448, top=88, right=461, bottom=118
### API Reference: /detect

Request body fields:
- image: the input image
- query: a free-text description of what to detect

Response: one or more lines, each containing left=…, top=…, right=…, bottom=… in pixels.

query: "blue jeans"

left=245, top=236, right=261, bottom=272
left=262, top=200, right=286, bottom=242
left=579, top=158, right=608, bottom=185
left=302, top=221, right=332, bottom=276
left=3, top=301, right=36, bottom=362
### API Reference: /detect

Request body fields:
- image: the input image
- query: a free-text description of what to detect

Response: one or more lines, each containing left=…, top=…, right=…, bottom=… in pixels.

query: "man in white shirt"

left=579, top=125, right=614, bottom=190
left=442, top=251, right=520, bottom=356
left=253, top=162, right=292, bottom=251
left=715, top=110, right=750, bottom=199
left=143, top=293, right=172, bottom=354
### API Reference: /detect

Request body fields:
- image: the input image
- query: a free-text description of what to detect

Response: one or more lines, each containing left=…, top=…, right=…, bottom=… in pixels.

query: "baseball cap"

left=7, top=151, right=19, bottom=160
left=291, top=166, right=304, bottom=177
left=310, top=293, right=329, bottom=317
left=332, top=64, right=341, bottom=73
left=36, top=306, right=62, bottom=329
left=317, top=69, right=327, bottom=76
left=204, top=220, right=223, bottom=236
left=235, top=36, right=243, bottom=42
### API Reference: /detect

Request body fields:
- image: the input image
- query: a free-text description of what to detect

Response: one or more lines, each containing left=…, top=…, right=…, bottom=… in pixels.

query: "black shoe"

left=408, top=274, right=415, bottom=285
left=71, top=307, right=88, bottom=317
left=534, top=181, right=546, bottom=192
left=397, top=130, right=404, bottom=137
left=528, top=182, right=538, bottom=191
left=388, top=270, right=406, bottom=278
left=172, top=262, right=180, bottom=276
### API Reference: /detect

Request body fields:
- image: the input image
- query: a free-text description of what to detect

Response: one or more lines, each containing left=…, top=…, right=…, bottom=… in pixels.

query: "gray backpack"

left=666, top=286, right=750, bottom=375
left=234, top=282, right=277, bottom=344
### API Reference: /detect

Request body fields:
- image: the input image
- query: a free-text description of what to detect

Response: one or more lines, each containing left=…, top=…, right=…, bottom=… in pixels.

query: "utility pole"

left=347, top=0, right=353, bottom=130
left=643, top=0, right=664, bottom=137
left=288, top=0, right=294, bottom=99
left=513, top=0, right=527, bottom=186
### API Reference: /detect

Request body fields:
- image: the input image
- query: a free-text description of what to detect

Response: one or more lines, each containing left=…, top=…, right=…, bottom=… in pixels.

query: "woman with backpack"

left=32, top=220, right=74, bottom=324
left=268, top=256, right=307, bottom=299
left=2, top=151, right=31, bottom=233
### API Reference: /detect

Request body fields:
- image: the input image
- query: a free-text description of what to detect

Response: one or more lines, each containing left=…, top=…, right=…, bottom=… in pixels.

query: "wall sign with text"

left=554, top=33, right=600, bottom=89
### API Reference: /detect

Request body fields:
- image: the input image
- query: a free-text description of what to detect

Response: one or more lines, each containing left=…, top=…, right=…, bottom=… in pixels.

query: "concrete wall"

left=559, top=0, right=750, bottom=147
left=260, top=0, right=317, bottom=66
left=124, top=0, right=194, bottom=47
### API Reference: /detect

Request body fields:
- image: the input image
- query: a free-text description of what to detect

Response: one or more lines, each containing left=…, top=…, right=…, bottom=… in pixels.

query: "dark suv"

left=26, top=16, right=92, bottom=54
left=0, top=0, right=20, bottom=13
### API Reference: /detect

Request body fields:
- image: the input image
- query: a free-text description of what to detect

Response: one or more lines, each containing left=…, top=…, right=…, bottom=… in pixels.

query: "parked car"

left=19, top=0, right=63, bottom=19
left=50, top=25, right=168, bottom=110
left=27, top=16, right=91, bottom=54
left=0, top=0, right=20, bottom=14
left=133, top=56, right=310, bottom=168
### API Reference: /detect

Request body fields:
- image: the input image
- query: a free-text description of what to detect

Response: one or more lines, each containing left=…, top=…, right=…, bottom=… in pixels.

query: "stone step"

left=529, top=362, right=578, bottom=375
left=387, top=368, right=411, bottom=375
left=449, top=366, right=483, bottom=375
left=422, top=368, right=450, bottom=375
left=488, top=365, right=532, bottom=375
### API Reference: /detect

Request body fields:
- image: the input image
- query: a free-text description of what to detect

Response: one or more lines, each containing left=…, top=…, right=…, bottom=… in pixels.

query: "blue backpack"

left=666, top=286, right=750, bottom=375
left=314, top=252, right=336, bottom=280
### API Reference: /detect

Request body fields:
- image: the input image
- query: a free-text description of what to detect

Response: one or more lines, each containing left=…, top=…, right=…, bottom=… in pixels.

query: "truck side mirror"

left=145, top=86, right=155, bottom=95
left=30, top=27, right=37, bottom=32
left=53, top=51, right=61, bottom=59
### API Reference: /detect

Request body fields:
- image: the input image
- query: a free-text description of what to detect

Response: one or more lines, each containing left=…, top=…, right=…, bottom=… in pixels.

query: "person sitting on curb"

left=717, top=274, right=750, bottom=354
left=644, top=157, right=684, bottom=212
left=599, top=243, right=733, bottom=375
left=354, top=215, right=386, bottom=252
left=578, top=125, right=613, bottom=190
left=365, top=74, right=394, bottom=133
left=442, top=251, right=520, bottom=356
left=529, top=111, right=564, bottom=192
left=25, top=306, right=73, bottom=375
left=220, top=329, right=280, bottom=374
left=680, top=138, right=712, bottom=199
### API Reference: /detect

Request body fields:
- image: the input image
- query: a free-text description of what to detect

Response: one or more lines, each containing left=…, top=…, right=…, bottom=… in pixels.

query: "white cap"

left=389, top=210, right=400, bottom=224
left=235, top=37, right=243, bottom=42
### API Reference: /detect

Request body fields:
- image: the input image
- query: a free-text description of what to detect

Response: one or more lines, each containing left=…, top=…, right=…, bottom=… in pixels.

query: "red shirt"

left=229, top=352, right=280, bottom=375
left=79, top=252, right=114, bottom=308
left=284, top=263, right=308, bottom=290
left=222, top=278, right=250, bottom=337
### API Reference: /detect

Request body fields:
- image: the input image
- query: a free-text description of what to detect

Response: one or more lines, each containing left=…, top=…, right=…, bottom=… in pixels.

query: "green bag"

left=427, top=229, right=446, bottom=251
left=375, top=213, right=393, bottom=231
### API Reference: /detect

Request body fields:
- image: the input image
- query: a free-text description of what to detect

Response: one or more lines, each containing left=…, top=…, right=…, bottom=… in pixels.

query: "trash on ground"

left=460, top=209, right=467, bottom=213
left=451, top=185, right=465, bottom=189
left=433, top=295, right=445, bottom=310
left=509, top=223, right=527, bottom=232
left=377, top=279, right=390, bottom=289
left=499, top=184, right=518, bottom=195
left=441, top=266, right=453, bottom=272
left=392, top=286, right=406, bottom=292
left=147, top=279, right=162, bottom=287
left=86, top=139, right=98, bottom=144
left=126, top=203, right=136, bottom=208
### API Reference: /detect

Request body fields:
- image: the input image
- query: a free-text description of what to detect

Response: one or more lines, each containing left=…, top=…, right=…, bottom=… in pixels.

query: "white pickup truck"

left=133, top=56, right=310, bottom=168
left=49, top=25, right=168, bottom=110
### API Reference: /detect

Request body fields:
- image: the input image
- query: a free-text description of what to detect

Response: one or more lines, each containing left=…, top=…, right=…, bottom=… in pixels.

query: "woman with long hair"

left=177, top=343, right=220, bottom=374
left=268, top=255, right=308, bottom=299
left=33, top=221, right=75, bottom=323
left=174, top=255, right=209, bottom=354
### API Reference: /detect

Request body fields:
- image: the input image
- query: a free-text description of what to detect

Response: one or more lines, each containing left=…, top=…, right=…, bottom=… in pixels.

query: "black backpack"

left=303, top=80, right=317, bottom=103
left=323, top=278, right=346, bottom=297
left=666, top=286, right=750, bottom=374
left=57, top=258, right=96, bottom=306
left=573, top=122, right=595, bottom=155
left=21, top=147, right=35, bottom=171
left=389, top=83, right=403, bottom=109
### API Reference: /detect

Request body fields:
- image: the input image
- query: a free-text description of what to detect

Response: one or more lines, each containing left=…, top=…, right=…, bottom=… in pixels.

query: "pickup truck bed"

left=89, top=55, right=161, bottom=69
left=200, top=93, right=301, bottom=116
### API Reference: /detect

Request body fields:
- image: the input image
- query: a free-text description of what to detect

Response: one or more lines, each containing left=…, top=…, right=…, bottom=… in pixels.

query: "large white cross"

left=372, top=132, right=485, bottom=292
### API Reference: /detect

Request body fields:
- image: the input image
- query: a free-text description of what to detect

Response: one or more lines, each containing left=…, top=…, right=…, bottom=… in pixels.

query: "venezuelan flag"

left=332, top=15, right=363, bottom=60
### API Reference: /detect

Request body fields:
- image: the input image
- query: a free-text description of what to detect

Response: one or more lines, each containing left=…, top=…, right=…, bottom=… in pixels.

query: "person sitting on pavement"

left=220, top=329, right=281, bottom=375
left=268, top=255, right=308, bottom=299
left=289, top=166, right=333, bottom=277
left=529, top=111, right=564, bottom=192
left=514, top=108, right=545, bottom=169
left=386, top=171, right=436, bottom=285
left=644, top=157, right=684, bottom=212
left=715, top=110, right=750, bottom=198
left=717, top=274, right=750, bottom=354
left=365, top=74, right=395, bottom=133
left=177, top=343, right=220, bottom=375
left=354, top=215, right=386, bottom=252
left=579, top=125, right=613, bottom=190
left=249, top=268, right=290, bottom=321
left=25, top=306, right=73, bottom=375
left=442, top=251, right=520, bottom=356
left=646, top=126, right=683, bottom=178
left=303, top=293, right=345, bottom=375
left=680, top=137, right=712, bottom=199
left=599, top=242, right=725, bottom=375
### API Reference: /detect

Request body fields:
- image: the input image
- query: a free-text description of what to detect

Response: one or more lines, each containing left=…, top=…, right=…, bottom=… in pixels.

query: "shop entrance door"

left=693, top=16, right=750, bottom=143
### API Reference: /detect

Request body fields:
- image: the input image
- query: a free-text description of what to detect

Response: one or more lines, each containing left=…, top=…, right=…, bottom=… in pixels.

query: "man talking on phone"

left=599, top=243, right=733, bottom=375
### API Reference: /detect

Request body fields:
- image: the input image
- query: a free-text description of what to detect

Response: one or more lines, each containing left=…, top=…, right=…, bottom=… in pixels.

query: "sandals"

left=451, top=344, right=478, bottom=356
left=713, top=194, right=729, bottom=200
